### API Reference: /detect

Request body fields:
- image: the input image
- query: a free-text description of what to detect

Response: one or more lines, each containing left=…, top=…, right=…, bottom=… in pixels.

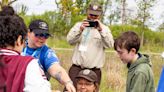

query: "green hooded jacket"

left=126, top=53, right=155, bottom=92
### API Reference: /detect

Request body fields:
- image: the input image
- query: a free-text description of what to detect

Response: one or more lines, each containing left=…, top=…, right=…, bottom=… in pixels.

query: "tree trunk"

left=121, top=0, right=126, bottom=25
left=140, top=31, right=144, bottom=47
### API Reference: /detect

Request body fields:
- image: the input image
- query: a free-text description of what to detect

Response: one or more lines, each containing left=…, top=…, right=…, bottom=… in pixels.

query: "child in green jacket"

left=114, top=31, right=155, bottom=92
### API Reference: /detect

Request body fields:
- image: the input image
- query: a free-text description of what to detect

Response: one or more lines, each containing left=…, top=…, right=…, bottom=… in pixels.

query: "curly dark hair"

left=0, top=15, right=27, bottom=48
left=0, top=5, right=15, bottom=16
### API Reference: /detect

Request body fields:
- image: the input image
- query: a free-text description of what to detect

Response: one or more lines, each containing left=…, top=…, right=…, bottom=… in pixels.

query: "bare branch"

left=55, top=0, right=60, bottom=9
left=8, top=0, right=17, bottom=5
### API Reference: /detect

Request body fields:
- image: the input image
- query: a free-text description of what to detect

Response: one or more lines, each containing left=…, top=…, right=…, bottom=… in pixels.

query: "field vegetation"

left=50, top=48, right=164, bottom=92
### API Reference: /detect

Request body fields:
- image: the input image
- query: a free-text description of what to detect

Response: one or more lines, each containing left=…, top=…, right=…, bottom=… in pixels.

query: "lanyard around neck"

left=22, top=46, right=42, bottom=57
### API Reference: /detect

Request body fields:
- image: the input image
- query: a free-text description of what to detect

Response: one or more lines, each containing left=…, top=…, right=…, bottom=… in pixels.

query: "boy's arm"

left=130, top=72, right=147, bottom=92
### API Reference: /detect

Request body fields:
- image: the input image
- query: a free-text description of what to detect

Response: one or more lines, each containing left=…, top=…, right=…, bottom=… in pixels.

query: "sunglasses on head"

left=35, top=33, right=50, bottom=39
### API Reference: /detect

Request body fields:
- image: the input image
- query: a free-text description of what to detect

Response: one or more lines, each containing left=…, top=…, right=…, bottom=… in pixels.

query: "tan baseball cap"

left=87, top=3, right=103, bottom=16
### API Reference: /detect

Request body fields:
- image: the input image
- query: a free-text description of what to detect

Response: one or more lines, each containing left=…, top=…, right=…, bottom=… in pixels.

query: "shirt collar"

left=0, top=48, right=19, bottom=55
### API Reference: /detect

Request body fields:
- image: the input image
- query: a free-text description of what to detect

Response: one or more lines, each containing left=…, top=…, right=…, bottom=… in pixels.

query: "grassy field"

left=50, top=49, right=164, bottom=92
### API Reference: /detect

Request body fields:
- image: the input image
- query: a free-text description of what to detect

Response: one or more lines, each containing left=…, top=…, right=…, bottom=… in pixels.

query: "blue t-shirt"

left=22, top=45, right=59, bottom=71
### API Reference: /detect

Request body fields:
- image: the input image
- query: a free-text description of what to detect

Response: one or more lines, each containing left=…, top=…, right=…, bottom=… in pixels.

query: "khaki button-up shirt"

left=67, top=22, right=114, bottom=68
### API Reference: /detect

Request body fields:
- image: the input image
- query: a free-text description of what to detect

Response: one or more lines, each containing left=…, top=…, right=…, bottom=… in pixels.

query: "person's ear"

left=16, top=35, right=23, bottom=46
left=130, top=48, right=136, bottom=54
left=27, top=29, right=32, bottom=37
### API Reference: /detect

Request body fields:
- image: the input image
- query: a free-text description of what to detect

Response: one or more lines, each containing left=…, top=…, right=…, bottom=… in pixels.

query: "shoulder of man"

left=74, top=22, right=83, bottom=27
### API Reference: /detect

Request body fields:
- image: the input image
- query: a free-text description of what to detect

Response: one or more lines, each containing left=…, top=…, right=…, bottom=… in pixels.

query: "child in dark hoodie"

left=114, top=31, right=155, bottom=92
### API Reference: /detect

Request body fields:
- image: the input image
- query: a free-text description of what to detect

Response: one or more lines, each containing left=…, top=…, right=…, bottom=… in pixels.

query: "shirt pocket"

left=92, top=32, right=102, bottom=47
left=93, top=31, right=101, bottom=39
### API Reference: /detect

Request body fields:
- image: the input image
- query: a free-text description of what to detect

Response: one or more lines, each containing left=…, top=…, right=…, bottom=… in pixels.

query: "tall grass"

left=50, top=49, right=164, bottom=92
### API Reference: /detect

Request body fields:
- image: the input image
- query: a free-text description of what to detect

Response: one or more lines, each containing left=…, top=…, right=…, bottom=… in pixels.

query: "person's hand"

left=65, top=81, right=76, bottom=92
left=94, top=19, right=102, bottom=31
left=80, top=20, right=89, bottom=31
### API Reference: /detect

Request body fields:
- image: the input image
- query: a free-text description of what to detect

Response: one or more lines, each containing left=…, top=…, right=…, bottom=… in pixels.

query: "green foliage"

left=18, top=0, right=164, bottom=53
left=21, top=11, right=86, bottom=37
left=0, top=0, right=16, bottom=8
left=158, top=22, right=164, bottom=32
left=17, top=4, right=28, bottom=16
left=110, top=25, right=140, bottom=38
left=135, top=0, right=156, bottom=27
left=21, top=12, right=164, bottom=52
left=110, top=24, right=164, bottom=52
left=47, top=37, right=73, bottom=48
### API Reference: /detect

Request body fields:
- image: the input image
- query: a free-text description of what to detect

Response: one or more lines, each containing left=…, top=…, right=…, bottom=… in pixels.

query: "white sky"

left=12, top=0, right=57, bottom=15
left=12, top=0, right=164, bottom=30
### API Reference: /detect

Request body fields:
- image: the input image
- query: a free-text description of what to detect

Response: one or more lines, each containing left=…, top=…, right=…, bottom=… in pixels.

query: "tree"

left=53, top=0, right=80, bottom=36
left=52, top=0, right=93, bottom=36
left=135, top=0, right=156, bottom=46
left=158, top=22, right=164, bottom=32
left=14, top=4, right=28, bottom=16
left=102, top=0, right=113, bottom=25
left=114, top=0, right=132, bottom=25
left=107, top=8, right=121, bottom=25
left=158, top=11, right=164, bottom=32
left=0, top=0, right=17, bottom=9
left=121, top=0, right=127, bottom=24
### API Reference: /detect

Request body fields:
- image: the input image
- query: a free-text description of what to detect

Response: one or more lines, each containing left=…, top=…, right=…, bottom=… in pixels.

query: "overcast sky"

left=12, top=0, right=57, bottom=15
left=12, top=0, right=164, bottom=30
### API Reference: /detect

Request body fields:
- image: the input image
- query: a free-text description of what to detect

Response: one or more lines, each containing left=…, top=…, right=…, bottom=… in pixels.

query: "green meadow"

left=50, top=48, right=164, bottom=92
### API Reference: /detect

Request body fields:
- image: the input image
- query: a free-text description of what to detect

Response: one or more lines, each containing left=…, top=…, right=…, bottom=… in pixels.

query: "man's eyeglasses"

left=35, top=33, right=50, bottom=39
